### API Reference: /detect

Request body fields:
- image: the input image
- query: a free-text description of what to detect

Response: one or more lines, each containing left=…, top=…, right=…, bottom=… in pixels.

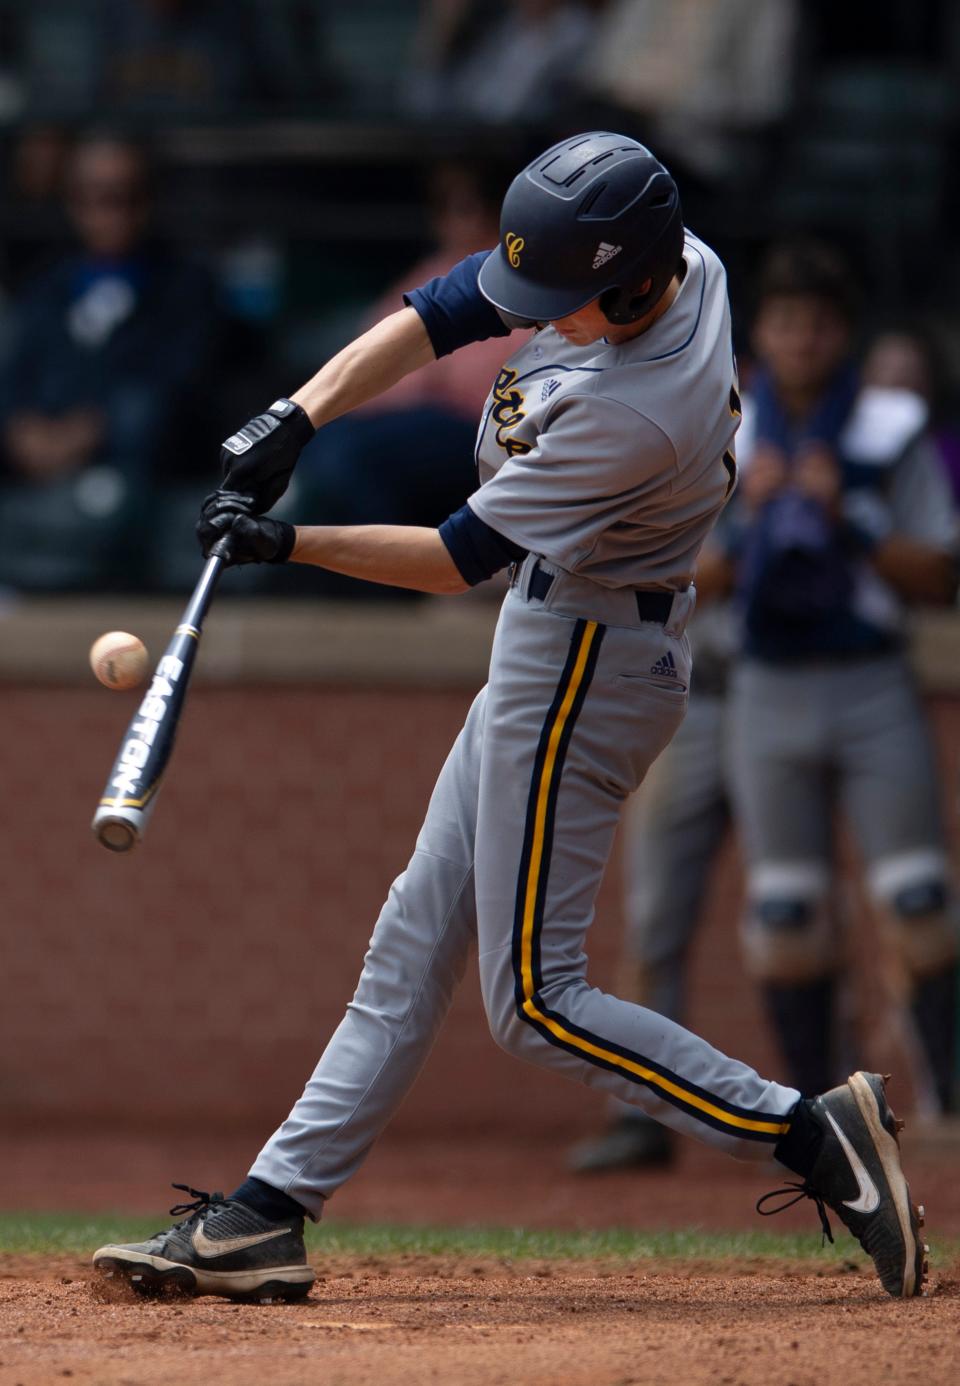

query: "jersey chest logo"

left=491, top=367, right=532, bottom=457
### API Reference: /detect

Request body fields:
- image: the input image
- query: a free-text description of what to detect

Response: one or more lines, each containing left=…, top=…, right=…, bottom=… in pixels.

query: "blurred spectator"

left=2, top=124, right=74, bottom=291
left=579, top=0, right=798, bottom=181
left=13, top=1, right=334, bottom=119
left=0, top=130, right=223, bottom=591
left=291, top=162, right=519, bottom=576
left=403, top=0, right=596, bottom=124
left=11, top=124, right=71, bottom=207
left=862, top=325, right=960, bottom=505
left=99, top=0, right=270, bottom=114
left=726, top=241, right=959, bottom=1112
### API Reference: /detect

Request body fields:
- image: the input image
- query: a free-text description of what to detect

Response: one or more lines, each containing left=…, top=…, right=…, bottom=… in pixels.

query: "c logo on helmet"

left=505, top=233, right=525, bottom=268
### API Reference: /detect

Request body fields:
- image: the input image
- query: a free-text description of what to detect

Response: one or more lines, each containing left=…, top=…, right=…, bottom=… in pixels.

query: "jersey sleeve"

left=467, top=392, right=678, bottom=572
left=403, top=250, right=513, bottom=359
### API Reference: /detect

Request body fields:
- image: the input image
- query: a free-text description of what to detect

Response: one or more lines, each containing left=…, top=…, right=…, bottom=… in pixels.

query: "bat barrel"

left=91, top=553, right=224, bottom=852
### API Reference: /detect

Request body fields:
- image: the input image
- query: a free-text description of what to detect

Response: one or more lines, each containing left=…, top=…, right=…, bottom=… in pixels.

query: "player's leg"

left=94, top=686, right=487, bottom=1298
left=568, top=693, right=730, bottom=1171
left=474, top=592, right=798, bottom=1162
left=473, top=586, right=925, bottom=1296
left=727, top=660, right=839, bottom=1096
left=248, top=687, right=485, bottom=1207
left=837, top=655, right=959, bottom=1113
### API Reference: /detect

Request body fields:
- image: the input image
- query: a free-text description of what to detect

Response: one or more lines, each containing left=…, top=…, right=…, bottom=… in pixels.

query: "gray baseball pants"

left=252, top=559, right=800, bottom=1216
left=621, top=691, right=730, bottom=1022
left=605, top=691, right=730, bottom=1124
left=729, top=655, right=958, bottom=983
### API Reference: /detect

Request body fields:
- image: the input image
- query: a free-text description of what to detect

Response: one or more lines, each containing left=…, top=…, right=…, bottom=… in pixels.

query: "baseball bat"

left=91, top=550, right=225, bottom=852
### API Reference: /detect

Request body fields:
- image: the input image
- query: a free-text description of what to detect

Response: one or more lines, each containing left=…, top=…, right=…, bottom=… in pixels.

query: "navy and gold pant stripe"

left=511, top=619, right=790, bottom=1143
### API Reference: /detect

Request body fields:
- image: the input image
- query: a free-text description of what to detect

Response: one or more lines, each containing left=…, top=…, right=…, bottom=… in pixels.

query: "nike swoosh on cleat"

left=825, top=1111, right=881, bottom=1214
left=191, top=1225, right=292, bottom=1259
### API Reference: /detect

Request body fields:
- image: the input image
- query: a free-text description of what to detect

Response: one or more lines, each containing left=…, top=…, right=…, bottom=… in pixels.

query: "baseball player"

left=93, top=134, right=926, bottom=1301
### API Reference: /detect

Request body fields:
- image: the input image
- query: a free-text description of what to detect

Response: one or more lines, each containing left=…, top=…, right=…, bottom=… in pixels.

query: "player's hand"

left=740, top=443, right=788, bottom=512
left=794, top=443, right=842, bottom=518
left=196, top=490, right=296, bottom=566
left=219, top=399, right=315, bottom=514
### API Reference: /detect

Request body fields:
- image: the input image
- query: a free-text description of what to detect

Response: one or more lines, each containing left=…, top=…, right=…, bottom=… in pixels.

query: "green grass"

left=3, top=1212, right=955, bottom=1264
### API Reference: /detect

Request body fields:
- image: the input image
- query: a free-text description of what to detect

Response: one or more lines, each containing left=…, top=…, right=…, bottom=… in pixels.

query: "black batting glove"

left=197, top=490, right=296, bottom=566
left=220, top=398, right=315, bottom=514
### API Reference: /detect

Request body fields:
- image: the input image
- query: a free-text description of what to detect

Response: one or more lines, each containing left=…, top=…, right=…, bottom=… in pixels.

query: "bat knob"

left=92, top=808, right=140, bottom=853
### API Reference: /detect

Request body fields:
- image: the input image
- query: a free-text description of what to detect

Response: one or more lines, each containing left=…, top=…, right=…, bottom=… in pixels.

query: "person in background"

left=577, top=0, right=799, bottom=184
left=404, top=0, right=596, bottom=124
left=0, top=130, right=222, bottom=590
left=12, top=0, right=329, bottom=119
left=726, top=241, right=959, bottom=1114
left=862, top=325, right=960, bottom=507
left=98, top=0, right=270, bottom=114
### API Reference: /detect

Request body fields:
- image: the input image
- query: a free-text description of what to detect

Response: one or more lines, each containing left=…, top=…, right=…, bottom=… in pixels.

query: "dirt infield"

left=5, top=1126, right=959, bottom=1384
left=2, top=1251, right=958, bottom=1386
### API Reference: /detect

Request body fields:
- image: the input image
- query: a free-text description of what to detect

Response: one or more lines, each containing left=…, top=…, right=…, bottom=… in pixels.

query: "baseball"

left=89, top=631, right=149, bottom=691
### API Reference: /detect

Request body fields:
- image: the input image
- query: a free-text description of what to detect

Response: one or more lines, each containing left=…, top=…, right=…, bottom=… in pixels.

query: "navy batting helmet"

left=478, top=132, right=684, bottom=327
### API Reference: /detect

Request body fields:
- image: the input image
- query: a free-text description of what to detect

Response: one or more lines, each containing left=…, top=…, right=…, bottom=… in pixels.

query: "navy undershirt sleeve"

left=439, top=502, right=526, bottom=586
left=404, top=251, right=512, bottom=358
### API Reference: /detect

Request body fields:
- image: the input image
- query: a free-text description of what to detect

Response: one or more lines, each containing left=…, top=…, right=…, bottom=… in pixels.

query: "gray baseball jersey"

left=469, top=233, right=738, bottom=590
left=252, top=232, right=803, bottom=1217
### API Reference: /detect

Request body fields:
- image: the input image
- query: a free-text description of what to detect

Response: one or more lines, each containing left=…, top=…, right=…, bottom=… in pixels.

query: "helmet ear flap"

left=600, top=277, right=655, bottom=326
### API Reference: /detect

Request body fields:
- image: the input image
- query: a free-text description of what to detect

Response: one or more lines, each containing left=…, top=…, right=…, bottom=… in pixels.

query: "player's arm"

left=290, top=524, right=467, bottom=594
left=211, top=251, right=510, bottom=515
left=693, top=545, right=736, bottom=602
left=197, top=494, right=524, bottom=595
left=845, top=438, right=960, bottom=605
left=290, top=308, right=435, bottom=428
left=867, top=538, right=957, bottom=604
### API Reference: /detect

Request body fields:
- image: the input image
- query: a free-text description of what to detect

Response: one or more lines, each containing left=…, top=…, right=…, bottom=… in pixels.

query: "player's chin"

left=554, top=325, right=599, bottom=345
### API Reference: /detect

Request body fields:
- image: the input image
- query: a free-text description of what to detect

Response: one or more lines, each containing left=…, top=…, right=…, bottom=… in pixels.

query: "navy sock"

left=911, top=962, right=958, bottom=1111
left=762, top=977, right=836, bottom=1098
left=774, top=1097, right=824, bottom=1179
left=229, top=1176, right=308, bottom=1223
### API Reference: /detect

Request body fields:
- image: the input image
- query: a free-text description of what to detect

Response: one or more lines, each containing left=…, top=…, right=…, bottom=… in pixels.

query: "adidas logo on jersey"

left=650, top=651, right=678, bottom=678
left=593, top=241, right=622, bottom=269
left=540, top=378, right=561, bottom=402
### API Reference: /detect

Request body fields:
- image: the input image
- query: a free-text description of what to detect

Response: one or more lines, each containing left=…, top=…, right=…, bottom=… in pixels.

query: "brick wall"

left=2, top=680, right=957, bottom=1138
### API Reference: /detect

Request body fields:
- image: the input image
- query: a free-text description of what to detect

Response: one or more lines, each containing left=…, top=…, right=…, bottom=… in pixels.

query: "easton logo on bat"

left=107, top=654, right=184, bottom=799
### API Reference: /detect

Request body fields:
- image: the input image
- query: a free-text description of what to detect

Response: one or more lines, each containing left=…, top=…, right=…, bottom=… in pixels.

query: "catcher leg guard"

left=867, top=849, right=959, bottom=977
left=740, top=860, right=836, bottom=983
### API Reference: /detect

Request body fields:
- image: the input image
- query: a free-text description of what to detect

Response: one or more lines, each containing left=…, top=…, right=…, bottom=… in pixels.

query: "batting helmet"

left=478, top=132, right=684, bottom=327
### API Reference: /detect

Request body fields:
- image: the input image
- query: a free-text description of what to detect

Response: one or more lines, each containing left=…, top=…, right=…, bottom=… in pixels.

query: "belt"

left=527, top=562, right=676, bottom=625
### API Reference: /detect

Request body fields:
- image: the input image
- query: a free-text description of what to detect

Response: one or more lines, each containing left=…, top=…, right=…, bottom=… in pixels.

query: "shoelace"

left=756, top=1181, right=834, bottom=1246
left=168, top=1183, right=226, bottom=1221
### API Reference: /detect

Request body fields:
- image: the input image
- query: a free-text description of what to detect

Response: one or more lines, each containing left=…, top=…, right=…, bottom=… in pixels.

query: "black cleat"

left=93, top=1184, right=316, bottom=1303
left=760, top=1073, right=926, bottom=1298
left=567, top=1116, right=675, bottom=1173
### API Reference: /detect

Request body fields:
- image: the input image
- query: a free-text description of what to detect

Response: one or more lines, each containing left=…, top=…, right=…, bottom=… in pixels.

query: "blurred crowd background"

left=0, top=0, right=959, bottom=595
left=2, top=0, right=960, bottom=1191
